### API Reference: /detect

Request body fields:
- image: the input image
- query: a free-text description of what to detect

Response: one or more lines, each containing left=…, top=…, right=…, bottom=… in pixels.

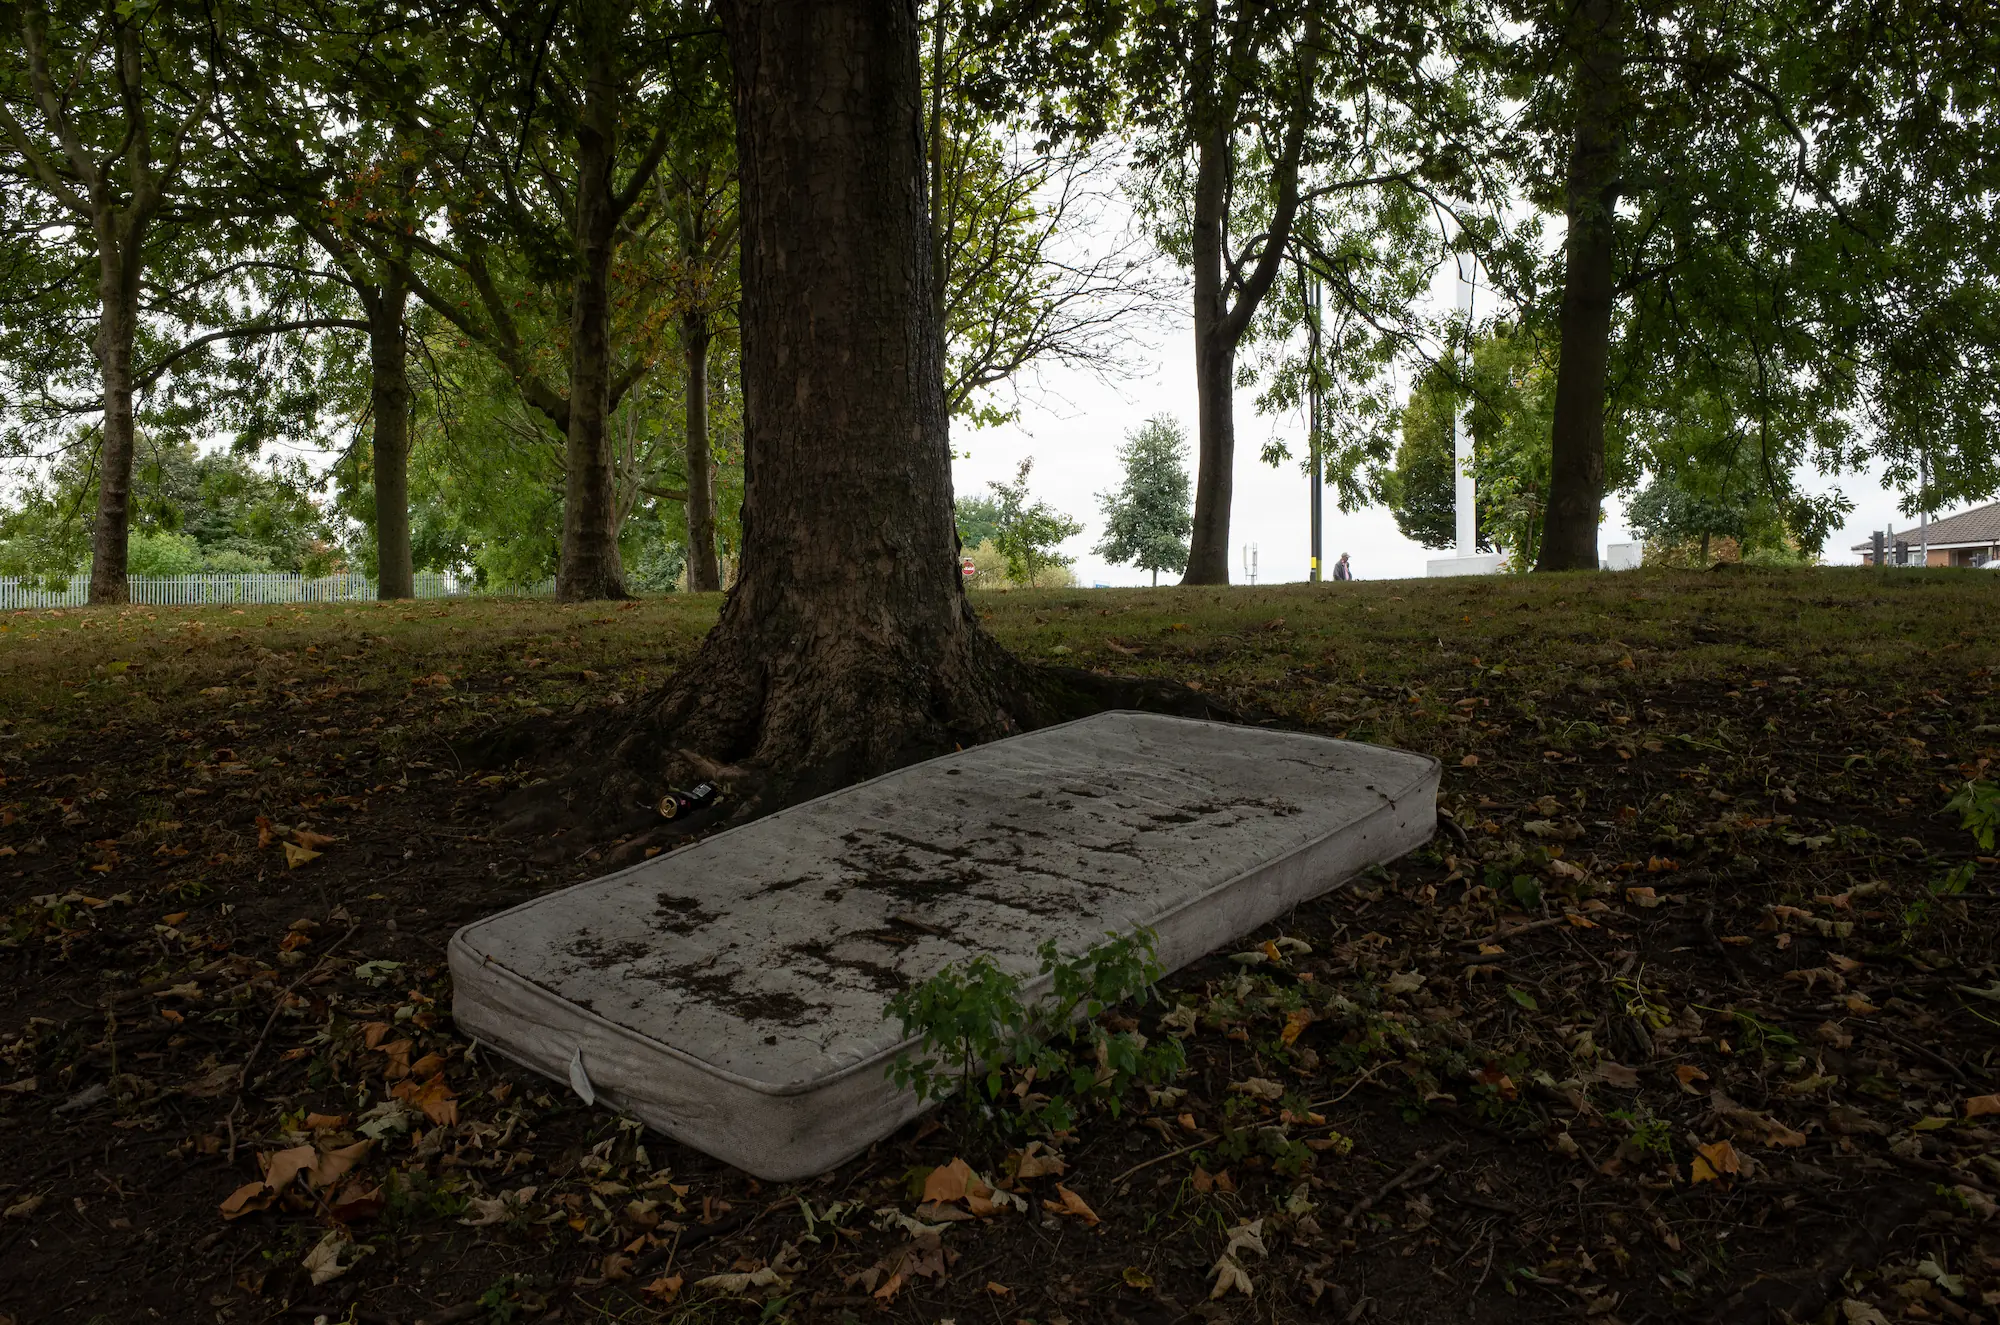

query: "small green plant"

left=885, top=929, right=1185, bottom=1135
left=1947, top=779, right=2000, bottom=851
left=1904, top=861, right=1977, bottom=934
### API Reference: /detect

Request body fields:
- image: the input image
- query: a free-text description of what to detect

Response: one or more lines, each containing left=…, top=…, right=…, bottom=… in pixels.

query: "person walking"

left=1333, top=553, right=1352, bottom=581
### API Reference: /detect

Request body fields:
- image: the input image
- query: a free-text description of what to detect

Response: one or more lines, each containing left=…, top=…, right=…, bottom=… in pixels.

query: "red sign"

left=961, top=558, right=977, bottom=579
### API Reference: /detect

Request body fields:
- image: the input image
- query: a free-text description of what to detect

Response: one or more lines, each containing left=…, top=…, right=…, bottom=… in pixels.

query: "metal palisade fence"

left=0, top=571, right=487, bottom=611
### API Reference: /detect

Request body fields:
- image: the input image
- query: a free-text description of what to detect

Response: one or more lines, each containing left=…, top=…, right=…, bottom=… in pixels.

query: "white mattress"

left=449, top=712, right=1439, bottom=1179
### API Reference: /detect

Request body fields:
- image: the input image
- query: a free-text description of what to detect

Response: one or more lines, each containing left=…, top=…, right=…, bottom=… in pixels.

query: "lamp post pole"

left=1454, top=253, right=1477, bottom=559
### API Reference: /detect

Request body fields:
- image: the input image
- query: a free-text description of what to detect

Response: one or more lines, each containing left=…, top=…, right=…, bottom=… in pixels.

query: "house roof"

left=1852, top=500, right=2000, bottom=551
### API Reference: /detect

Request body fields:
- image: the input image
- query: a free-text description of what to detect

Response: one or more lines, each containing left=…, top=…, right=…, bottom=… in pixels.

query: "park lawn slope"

left=1, top=566, right=1997, bottom=1324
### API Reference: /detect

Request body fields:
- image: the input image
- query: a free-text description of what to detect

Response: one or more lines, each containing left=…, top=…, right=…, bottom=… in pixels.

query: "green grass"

left=0, top=566, right=1993, bottom=754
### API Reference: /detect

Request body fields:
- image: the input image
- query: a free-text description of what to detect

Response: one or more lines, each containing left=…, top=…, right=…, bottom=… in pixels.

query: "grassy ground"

left=2, top=566, right=1999, bottom=1325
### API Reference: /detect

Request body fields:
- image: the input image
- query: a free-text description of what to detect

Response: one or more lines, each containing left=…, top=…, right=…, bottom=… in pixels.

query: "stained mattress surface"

left=449, top=711, right=1439, bottom=1178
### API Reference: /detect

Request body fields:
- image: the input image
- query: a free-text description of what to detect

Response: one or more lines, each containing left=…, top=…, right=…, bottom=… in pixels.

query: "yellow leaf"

left=1279, top=1008, right=1314, bottom=1046
left=283, top=841, right=320, bottom=869
left=1691, top=1139, right=1739, bottom=1185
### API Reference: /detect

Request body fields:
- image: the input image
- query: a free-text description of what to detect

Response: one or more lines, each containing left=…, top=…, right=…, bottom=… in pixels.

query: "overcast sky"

left=951, top=269, right=1943, bottom=584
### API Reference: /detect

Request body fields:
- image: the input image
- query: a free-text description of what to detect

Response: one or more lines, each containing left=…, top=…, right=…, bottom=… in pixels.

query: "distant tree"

left=953, top=494, right=1005, bottom=550
left=987, top=458, right=1082, bottom=588
left=1095, top=416, right=1192, bottom=586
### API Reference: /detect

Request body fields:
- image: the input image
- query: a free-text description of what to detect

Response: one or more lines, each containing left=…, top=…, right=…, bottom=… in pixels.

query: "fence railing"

left=0, top=570, right=486, bottom=611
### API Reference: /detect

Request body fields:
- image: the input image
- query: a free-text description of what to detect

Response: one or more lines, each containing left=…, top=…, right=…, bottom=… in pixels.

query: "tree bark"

left=1178, top=11, right=1318, bottom=587
left=1183, top=129, right=1237, bottom=587
left=1537, top=0, right=1625, bottom=573
left=555, top=0, right=630, bottom=602
left=88, top=236, right=143, bottom=605
left=367, top=271, right=415, bottom=600
left=627, top=0, right=1036, bottom=809
left=683, top=312, right=723, bottom=591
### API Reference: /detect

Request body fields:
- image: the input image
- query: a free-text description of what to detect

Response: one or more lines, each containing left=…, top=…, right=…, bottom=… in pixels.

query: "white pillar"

left=1454, top=254, right=1477, bottom=558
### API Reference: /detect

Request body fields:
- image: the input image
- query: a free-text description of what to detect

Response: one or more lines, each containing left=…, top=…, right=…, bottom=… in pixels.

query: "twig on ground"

left=1112, top=1133, right=1219, bottom=1188
left=1342, top=1141, right=1460, bottom=1231
left=236, top=922, right=359, bottom=1097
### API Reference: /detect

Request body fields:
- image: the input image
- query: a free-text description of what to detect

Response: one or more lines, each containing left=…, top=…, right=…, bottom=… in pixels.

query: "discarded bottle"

left=658, top=781, right=719, bottom=819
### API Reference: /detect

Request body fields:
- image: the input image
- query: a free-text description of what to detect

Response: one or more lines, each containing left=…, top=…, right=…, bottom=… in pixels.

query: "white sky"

left=951, top=268, right=1946, bottom=584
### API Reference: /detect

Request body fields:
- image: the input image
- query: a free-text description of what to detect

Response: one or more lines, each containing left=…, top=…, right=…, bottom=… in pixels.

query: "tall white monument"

left=1429, top=253, right=1505, bottom=577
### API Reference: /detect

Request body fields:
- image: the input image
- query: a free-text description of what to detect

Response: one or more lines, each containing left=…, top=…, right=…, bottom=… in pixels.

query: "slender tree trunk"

left=683, top=313, right=723, bottom=591
left=632, top=0, right=1033, bottom=809
left=555, top=0, right=629, bottom=602
left=1537, top=0, right=1625, bottom=572
left=368, top=272, right=415, bottom=600
left=88, top=231, right=143, bottom=606
left=1183, top=126, right=1234, bottom=586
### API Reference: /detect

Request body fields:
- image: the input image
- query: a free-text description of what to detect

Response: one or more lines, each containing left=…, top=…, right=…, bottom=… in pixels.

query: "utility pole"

left=1454, top=253, right=1477, bottom=558
left=1307, top=271, right=1324, bottom=583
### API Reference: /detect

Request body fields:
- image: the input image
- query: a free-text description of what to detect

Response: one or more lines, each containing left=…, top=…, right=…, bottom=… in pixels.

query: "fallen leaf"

left=1279, top=1008, right=1314, bottom=1046
left=1008, top=1140, right=1066, bottom=1180
left=300, top=1230, right=372, bottom=1286
left=695, top=1266, right=789, bottom=1295
left=260, top=1144, right=317, bottom=1192
left=282, top=841, right=320, bottom=869
left=1208, top=1218, right=1266, bottom=1299
left=1595, top=1063, right=1641, bottom=1089
left=390, top=1073, right=458, bottom=1126
left=1228, top=1077, right=1284, bottom=1102
left=1674, top=1065, right=1710, bottom=1094
left=1965, top=1094, right=2000, bottom=1118
left=986, top=1281, right=1013, bottom=1297
left=922, top=1158, right=985, bottom=1204
left=1043, top=1184, right=1099, bottom=1226
left=304, top=1112, right=349, bottom=1130
left=1460, top=754, right=1479, bottom=767
left=292, top=829, right=336, bottom=850
left=1123, top=1266, right=1153, bottom=1289
left=309, top=1140, right=373, bottom=1189
left=1690, top=1139, right=1740, bottom=1184
left=642, top=1273, right=683, bottom=1304
left=4, top=1193, right=46, bottom=1219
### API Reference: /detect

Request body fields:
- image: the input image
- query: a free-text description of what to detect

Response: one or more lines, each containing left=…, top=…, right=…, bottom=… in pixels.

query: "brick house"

left=1854, top=501, right=2000, bottom=566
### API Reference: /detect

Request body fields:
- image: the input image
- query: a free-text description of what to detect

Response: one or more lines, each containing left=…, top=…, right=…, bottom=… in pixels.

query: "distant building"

left=1854, top=501, right=2000, bottom=566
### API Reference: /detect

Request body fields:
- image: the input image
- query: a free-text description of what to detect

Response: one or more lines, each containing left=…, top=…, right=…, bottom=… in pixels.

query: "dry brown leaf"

left=303, top=1112, right=349, bottom=1130
left=309, top=1140, right=373, bottom=1189
left=642, top=1273, right=683, bottom=1304
left=1595, top=1062, right=1641, bottom=1088
left=1228, top=1077, right=1284, bottom=1101
left=219, top=1181, right=274, bottom=1220
left=1965, top=1094, right=2000, bottom=1118
left=922, top=1157, right=983, bottom=1205
left=260, top=1144, right=317, bottom=1192
left=390, top=1073, right=458, bottom=1126
left=1009, top=1140, right=1065, bottom=1180
left=360, top=1021, right=393, bottom=1050
left=1043, top=1184, right=1099, bottom=1226
left=1674, top=1065, right=1710, bottom=1094
left=292, top=829, right=336, bottom=850
left=1690, top=1139, right=1740, bottom=1184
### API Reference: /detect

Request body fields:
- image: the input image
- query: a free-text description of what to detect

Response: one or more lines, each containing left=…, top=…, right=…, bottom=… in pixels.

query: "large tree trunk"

left=555, top=0, right=630, bottom=602
left=1537, top=0, right=1625, bottom=573
left=87, top=234, right=143, bottom=606
left=682, top=312, right=723, bottom=592
left=368, top=273, right=415, bottom=600
left=625, top=0, right=1034, bottom=810
left=1182, top=126, right=1234, bottom=586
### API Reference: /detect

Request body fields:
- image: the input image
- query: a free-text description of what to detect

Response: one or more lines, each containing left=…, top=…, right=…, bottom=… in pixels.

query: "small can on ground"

left=659, top=782, right=720, bottom=819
